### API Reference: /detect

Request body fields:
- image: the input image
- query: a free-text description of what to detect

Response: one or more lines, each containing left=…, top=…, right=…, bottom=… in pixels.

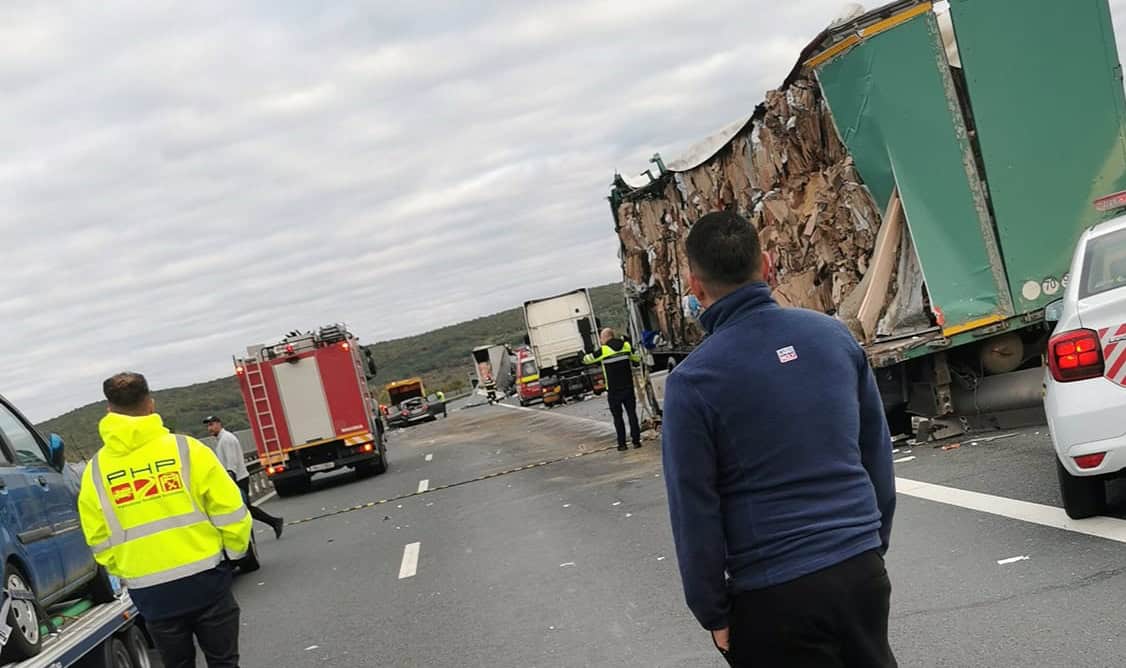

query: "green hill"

left=38, top=283, right=626, bottom=460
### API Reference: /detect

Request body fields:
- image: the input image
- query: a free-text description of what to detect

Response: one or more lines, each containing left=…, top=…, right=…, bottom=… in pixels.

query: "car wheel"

left=1057, top=459, right=1106, bottom=519
left=87, top=565, right=118, bottom=604
left=0, top=564, right=42, bottom=662
left=238, top=534, right=261, bottom=574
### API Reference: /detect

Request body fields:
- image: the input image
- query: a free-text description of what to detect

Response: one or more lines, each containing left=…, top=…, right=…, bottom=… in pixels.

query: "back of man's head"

left=600, top=328, right=616, bottom=344
left=103, top=372, right=153, bottom=417
left=685, top=210, right=762, bottom=292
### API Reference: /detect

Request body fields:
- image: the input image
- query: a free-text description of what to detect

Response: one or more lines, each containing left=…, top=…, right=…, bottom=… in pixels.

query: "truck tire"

left=238, top=534, right=261, bottom=574
left=75, top=635, right=135, bottom=668
left=87, top=565, right=118, bottom=604
left=274, top=476, right=309, bottom=497
left=124, top=626, right=153, bottom=668
left=0, top=563, right=42, bottom=662
left=357, top=450, right=388, bottom=478
left=1058, top=460, right=1106, bottom=519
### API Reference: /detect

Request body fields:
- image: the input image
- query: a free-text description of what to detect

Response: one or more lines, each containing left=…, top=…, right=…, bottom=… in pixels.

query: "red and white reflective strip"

left=1098, top=324, right=1126, bottom=385
left=344, top=432, right=373, bottom=447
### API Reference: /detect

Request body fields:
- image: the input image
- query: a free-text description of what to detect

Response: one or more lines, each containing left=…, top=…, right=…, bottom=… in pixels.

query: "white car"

left=1045, top=213, right=1126, bottom=518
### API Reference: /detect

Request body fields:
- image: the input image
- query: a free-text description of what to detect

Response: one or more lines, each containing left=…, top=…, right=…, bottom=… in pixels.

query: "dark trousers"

left=147, top=589, right=240, bottom=668
left=607, top=388, right=641, bottom=447
left=237, top=477, right=280, bottom=526
left=726, top=550, right=897, bottom=668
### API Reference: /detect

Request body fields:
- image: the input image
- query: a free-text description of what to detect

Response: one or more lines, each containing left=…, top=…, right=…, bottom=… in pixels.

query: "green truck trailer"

left=610, top=0, right=1126, bottom=436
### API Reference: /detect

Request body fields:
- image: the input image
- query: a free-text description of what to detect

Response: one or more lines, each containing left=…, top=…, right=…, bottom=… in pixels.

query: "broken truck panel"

left=611, top=74, right=889, bottom=358
left=812, top=5, right=1011, bottom=332
left=948, top=0, right=1126, bottom=311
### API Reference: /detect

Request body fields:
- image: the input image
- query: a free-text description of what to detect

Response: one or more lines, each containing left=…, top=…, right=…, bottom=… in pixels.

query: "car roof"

left=1087, top=212, right=1126, bottom=241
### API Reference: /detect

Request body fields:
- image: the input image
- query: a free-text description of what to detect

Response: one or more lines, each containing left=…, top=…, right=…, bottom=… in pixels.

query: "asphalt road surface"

left=231, top=395, right=1126, bottom=667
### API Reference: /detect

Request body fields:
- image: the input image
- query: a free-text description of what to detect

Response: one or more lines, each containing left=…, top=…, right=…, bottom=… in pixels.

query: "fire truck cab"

left=234, top=324, right=387, bottom=497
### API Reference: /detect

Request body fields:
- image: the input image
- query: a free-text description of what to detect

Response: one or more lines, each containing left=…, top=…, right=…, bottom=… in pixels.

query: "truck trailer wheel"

left=0, top=563, right=42, bottom=662
left=75, top=635, right=135, bottom=668
left=124, top=626, right=153, bottom=668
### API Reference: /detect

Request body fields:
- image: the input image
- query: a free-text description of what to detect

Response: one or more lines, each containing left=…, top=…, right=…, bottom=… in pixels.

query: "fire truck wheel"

left=273, top=477, right=308, bottom=497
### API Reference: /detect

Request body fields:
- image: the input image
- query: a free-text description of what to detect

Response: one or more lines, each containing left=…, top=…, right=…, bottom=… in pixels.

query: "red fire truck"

left=233, top=324, right=387, bottom=497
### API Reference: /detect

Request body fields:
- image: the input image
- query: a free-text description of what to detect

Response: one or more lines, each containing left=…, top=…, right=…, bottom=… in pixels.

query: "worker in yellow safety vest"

left=79, top=372, right=251, bottom=668
left=583, top=328, right=643, bottom=451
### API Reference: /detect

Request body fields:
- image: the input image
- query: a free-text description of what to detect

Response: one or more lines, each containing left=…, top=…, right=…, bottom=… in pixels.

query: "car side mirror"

left=47, top=433, right=65, bottom=470
left=1044, top=298, right=1065, bottom=324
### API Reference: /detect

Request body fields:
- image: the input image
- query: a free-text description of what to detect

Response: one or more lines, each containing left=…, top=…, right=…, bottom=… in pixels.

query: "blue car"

left=0, top=394, right=114, bottom=661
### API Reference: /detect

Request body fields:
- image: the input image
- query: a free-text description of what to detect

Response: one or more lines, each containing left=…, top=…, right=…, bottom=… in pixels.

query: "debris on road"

left=559, top=562, right=576, bottom=568
left=894, top=456, right=916, bottom=464
left=968, top=433, right=1017, bottom=446
left=997, top=555, right=1030, bottom=566
left=940, top=443, right=961, bottom=452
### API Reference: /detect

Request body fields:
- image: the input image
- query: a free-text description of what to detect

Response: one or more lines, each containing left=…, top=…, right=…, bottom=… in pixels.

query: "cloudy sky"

left=4, top=1, right=1126, bottom=422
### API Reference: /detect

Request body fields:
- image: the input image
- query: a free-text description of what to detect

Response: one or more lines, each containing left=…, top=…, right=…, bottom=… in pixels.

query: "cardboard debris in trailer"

left=608, top=9, right=934, bottom=354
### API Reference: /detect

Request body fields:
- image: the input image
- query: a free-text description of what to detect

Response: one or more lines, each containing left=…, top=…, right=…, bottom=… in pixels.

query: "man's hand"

left=711, top=627, right=730, bottom=653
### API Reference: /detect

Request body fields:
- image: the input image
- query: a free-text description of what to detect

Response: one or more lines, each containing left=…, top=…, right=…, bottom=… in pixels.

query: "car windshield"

left=401, top=398, right=425, bottom=409
left=1081, top=227, right=1126, bottom=298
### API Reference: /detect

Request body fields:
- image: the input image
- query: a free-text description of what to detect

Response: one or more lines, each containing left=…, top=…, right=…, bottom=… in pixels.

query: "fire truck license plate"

left=307, top=463, right=335, bottom=472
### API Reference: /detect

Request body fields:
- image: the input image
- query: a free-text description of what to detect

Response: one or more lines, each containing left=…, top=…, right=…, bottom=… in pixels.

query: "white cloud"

left=5, top=0, right=1124, bottom=422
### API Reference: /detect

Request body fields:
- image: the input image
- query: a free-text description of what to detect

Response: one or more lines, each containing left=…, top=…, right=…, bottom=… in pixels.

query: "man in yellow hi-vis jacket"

left=79, top=372, right=251, bottom=668
left=584, top=328, right=643, bottom=451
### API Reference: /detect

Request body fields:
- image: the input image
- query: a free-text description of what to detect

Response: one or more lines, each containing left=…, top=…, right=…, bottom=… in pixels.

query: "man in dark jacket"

left=584, top=328, right=643, bottom=451
left=662, top=210, right=897, bottom=667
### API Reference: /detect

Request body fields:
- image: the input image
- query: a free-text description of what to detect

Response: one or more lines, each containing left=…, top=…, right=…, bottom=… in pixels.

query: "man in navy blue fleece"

left=662, top=210, right=897, bottom=667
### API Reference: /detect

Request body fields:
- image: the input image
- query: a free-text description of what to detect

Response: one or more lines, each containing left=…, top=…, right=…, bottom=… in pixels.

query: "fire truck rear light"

left=1048, top=329, right=1104, bottom=382
left=267, top=465, right=286, bottom=475
left=341, top=342, right=350, bottom=351
left=1075, top=453, right=1106, bottom=470
left=235, top=366, right=244, bottom=375
left=363, top=443, right=373, bottom=452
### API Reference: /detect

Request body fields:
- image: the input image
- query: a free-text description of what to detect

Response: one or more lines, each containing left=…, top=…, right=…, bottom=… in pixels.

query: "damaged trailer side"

left=610, top=0, right=1126, bottom=436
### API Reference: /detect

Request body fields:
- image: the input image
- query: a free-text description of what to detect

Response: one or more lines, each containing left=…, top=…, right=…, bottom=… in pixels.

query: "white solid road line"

left=425, top=454, right=433, bottom=462
left=256, top=491, right=278, bottom=505
left=893, top=456, right=916, bottom=464
left=897, top=477, right=1126, bottom=544
left=399, top=542, right=420, bottom=579
left=417, top=479, right=430, bottom=493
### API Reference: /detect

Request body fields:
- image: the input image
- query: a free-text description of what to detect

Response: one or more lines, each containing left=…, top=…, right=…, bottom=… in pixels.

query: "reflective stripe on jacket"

left=583, top=339, right=641, bottom=391
left=78, top=412, right=252, bottom=590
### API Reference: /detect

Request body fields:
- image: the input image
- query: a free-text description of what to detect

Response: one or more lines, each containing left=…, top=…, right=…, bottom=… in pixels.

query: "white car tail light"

left=1048, top=328, right=1105, bottom=382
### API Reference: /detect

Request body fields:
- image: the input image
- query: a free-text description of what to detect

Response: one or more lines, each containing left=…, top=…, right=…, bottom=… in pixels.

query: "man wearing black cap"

left=205, top=416, right=284, bottom=539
